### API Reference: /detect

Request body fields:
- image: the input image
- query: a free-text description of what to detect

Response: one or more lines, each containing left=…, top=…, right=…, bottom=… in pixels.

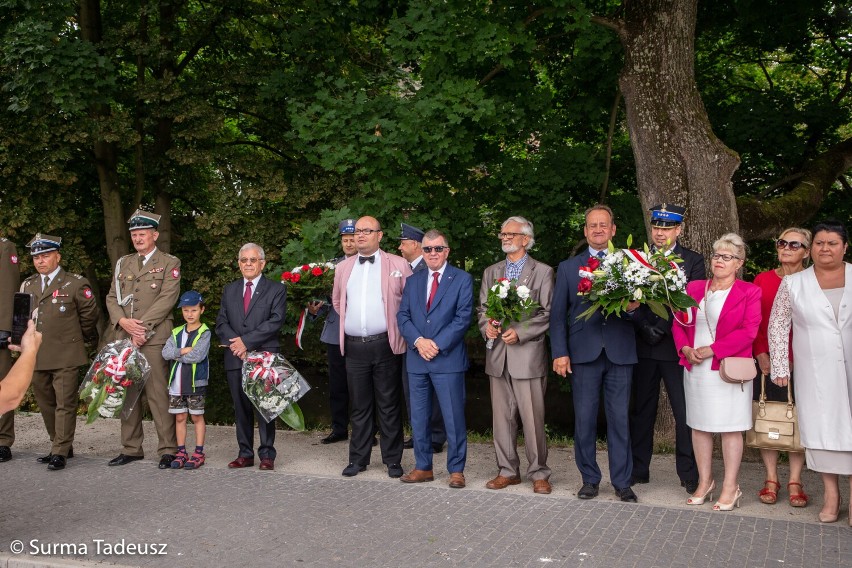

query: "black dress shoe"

left=387, top=463, right=404, bottom=478
left=432, top=442, right=445, bottom=454
left=402, top=437, right=413, bottom=449
left=342, top=463, right=367, bottom=477
left=47, top=455, right=66, bottom=471
left=108, top=454, right=143, bottom=466
left=578, top=482, right=599, bottom=499
left=615, top=486, right=638, bottom=503
left=158, top=454, right=176, bottom=469
left=37, top=447, right=74, bottom=464
left=681, top=479, right=699, bottom=494
left=321, top=432, right=348, bottom=445
left=0, top=445, right=11, bottom=462
left=631, top=475, right=650, bottom=486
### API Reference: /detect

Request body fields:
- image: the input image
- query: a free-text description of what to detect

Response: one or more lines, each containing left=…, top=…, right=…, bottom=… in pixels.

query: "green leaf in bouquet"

left=607, top=240, right=616, bottom=253
left=647, top=299, right=670, bottom=320
left=668, top=290, right=698, bottom=308
left=279, top=401, right=306, bottom=431
left=626, top=234, right=633, bottom=248
left=577, top=303, right=601, bottom=321
left=643, top=241, right=650, bottom=254
left=85, top=383, right=109, bottom=424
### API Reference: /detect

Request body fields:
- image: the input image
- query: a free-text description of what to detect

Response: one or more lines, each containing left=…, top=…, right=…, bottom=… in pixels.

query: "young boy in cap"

left=162, top=290, right=211, bottom=469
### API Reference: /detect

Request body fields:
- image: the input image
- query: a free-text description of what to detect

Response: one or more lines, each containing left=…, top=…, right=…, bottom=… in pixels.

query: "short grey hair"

left=501, top=216, right=535, bottom=250
left=238, top=243, right=265, bottom=260
left=713, top=233, right=746, bottom=260
left=422, top=229, right=448, bottom=246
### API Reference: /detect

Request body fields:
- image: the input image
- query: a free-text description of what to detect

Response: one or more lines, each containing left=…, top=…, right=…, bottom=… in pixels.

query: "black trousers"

left=326, top=343, right=349, bottom=436
left=226, top=369, right=277, bottom=460
left=345, top=337, right=403, bottom=467
left=629, top=357, right=697, bottom=482
left=402, top=364, right=446, bottom=445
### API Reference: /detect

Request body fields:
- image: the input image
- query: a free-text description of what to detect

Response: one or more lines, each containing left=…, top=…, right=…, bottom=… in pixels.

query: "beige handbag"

left=745, top=374, right=803, bottom=452
left=703, top=280, right=757, bottom=390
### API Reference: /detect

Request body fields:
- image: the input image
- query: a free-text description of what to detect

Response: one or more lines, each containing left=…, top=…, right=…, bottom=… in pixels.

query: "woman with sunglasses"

left=673, top=233, right=762, bottom=511
left=768, top=220, right=852, bottom=524
left=751, top=228, right=811, bottom=508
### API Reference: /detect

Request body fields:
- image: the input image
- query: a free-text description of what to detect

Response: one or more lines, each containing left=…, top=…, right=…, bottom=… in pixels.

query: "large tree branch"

left=738, top=137, right=852, bottom=240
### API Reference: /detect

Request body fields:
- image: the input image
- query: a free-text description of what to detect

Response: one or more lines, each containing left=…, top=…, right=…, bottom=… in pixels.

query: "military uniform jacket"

left=105, top=249, right=181, bottom=346
left=0, top=239, right=20, bottom=332
left=21, top=268, right=100, bottom=370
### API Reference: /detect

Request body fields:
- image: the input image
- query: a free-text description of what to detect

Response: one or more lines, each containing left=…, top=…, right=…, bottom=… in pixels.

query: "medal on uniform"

left=59, top=305, right=66, bottom=312
left=151, top=283, right=158, bottom=289
left=52, top=290, right=59, bottom=303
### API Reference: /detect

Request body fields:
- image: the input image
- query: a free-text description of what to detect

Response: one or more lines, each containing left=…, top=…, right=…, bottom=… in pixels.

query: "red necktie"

left=243, top=281, right=253, bottom=313
left=427, top=272, right=439, bottom=310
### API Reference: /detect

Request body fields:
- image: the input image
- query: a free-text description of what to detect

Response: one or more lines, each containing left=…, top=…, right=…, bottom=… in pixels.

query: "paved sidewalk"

left=0, top=414, right=849, bottom=567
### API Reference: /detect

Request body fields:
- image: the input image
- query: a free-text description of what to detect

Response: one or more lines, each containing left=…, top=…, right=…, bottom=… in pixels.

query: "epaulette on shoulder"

left=71, top=273, right=83, bottom=280
left=0, top=238, right=7, bottom=242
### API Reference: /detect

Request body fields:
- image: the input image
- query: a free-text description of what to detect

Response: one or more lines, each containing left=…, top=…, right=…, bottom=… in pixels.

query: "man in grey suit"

left=397, top=223, right=446, bottom=453
left=216, top=243, right=287, bottom=471
left=308, top=219, right=358, bottom=444
left=478, top=216, right=554, bottom=495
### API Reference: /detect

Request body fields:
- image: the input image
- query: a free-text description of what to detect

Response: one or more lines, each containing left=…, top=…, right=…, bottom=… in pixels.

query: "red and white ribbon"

left=294, top=309, right=307, bottom=350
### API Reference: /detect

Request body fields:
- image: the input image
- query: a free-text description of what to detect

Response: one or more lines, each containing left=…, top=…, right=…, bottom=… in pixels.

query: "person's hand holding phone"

left=8, top=319, right=42, bottom=354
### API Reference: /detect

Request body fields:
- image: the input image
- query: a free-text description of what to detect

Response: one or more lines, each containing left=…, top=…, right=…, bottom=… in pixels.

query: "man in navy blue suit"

left=397, top=229, right=473, bottom=489
left=550, top=205, right=640, bottom=502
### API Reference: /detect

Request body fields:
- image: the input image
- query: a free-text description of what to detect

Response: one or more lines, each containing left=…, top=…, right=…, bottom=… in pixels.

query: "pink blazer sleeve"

left=672, top=279, right=705, bottom=370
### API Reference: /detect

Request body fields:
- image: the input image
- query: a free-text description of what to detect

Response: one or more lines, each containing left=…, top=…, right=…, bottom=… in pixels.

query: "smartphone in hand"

left=11, top=292, right=33, bottom=345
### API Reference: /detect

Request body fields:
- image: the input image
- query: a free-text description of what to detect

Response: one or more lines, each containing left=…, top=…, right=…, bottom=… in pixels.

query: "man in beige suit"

left=105, top=210, right=180, bottom=469
left=477, top=216, right=554, bottom=494
left=21, top=234, right=99, bottom=470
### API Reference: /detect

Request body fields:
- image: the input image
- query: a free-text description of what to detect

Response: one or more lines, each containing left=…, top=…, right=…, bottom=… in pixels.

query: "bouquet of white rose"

left=576, top=236, right=697, bottom=321
left=483, top=278, right=540, bottom=349
left=241, top=351, right=311, bottom=430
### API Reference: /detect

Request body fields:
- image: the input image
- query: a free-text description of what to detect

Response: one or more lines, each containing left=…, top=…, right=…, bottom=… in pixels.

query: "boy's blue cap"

left=178, top=290, right=203, bottom=307
left=338, top=219, right=356, bottom=235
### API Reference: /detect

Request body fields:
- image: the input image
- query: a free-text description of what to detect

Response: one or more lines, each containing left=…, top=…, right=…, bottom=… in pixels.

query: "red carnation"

left=301, top=264, right=310, bottom=272
left=105, top=385, right=117, bottom=394
left=588, top=257, right=601, bottom=271
left=577, top=279, right=592, bottom=293
left=282, top=271, right=292, bottom=281
left=291, top=273, right=301, bottom=283
left=120, top=379, right=133, bottom=388
left=311, top=266, right=323, bottom=276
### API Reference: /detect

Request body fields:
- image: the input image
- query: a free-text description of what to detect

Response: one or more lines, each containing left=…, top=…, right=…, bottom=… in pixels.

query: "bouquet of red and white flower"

left=576, top=236, right=697, bottom=321
left=79, top=340, right=151, bottom=424
left=483, top=278, right=540, bottom=349
left=242, top=351, right=311, bottom=430
left=281, top=261, right=336, bottom=348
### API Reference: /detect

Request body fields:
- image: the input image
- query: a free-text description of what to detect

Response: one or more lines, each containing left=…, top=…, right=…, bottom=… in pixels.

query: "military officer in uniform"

left=0, top=235, right=20, bottom=462
left=21, top=234, right=99, bottom=470
left=105, top=210, right=181, bottom=468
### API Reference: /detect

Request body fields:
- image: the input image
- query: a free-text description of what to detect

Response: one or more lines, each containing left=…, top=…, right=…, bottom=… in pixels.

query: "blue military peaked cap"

left=338, top=219, right=356, bottom=235
left=649, top=203, right=686, bottom=228
left=396, top=223, right=424, bottom=241
left=26, top=233, right=62, bottom=255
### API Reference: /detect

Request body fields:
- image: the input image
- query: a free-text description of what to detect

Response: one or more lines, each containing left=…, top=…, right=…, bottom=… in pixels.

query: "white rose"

left=633, top=288, right=644, bottom=300
left=516, top=285, right=530, bottom=300
left=497, top=287, right=508, bottom=299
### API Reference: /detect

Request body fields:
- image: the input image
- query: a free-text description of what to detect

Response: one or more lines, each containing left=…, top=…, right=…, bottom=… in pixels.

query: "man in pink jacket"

left=333, top=216, right=412, bottom=478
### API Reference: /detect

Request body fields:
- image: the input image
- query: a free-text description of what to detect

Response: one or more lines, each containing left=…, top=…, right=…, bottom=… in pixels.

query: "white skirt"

left=806, top=449, right=852, bottom=475
left=684, top=366, right=752, bottom=433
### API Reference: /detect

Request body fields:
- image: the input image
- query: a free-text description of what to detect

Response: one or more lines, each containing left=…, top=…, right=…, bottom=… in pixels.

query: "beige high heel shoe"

left=687, top=481, right=716, bottom=505
left=713, top=486, right=743, bottom=511
left=818, top=495, right=842, bottom=523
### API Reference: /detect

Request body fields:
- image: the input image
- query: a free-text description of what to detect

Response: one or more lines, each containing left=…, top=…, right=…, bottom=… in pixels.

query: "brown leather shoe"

left=485, top=475, right=522, bottom=490
left=258, top=458, right=275, bottom=471
left=448, top=472, right=466, bottom=489
left=228, top=457, right=254, bottom=469
left=400, top=469, right=434, bottom=483
left=533, top=479, right=552, bottom=494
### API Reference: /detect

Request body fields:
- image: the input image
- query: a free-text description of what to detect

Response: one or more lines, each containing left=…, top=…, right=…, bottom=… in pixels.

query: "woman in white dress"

left=673, top=234, right=762, bottom=510
left=768, top=220, right=852, bottom=525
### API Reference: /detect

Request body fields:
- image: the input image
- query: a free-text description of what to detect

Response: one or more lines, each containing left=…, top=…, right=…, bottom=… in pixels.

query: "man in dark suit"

left=629, top=203, right=706, bottom=493
left=22, top=234, right=99, bottom=470
left=397, top=229, right=473, bottom=488
left=216, top=243, right=287, bottom=471
left=550, top=204, right=640, bottom=502
left=397, top=223, right=446, bottom=453
left=308, top=219, right=358, bottom=444
left=0, top=235, right=20, bottom=462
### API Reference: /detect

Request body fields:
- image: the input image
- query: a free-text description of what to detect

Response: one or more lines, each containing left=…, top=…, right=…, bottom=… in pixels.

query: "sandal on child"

left=170, top=450, right=188, bottom=469
left=184, top=451, right=205, bottom=470
left=758, top=479, right=780, bottom=504
left=787, top=482, right=808, bottom=508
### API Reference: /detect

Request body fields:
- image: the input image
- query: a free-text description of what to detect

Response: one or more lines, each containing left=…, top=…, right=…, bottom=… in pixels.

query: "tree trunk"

left=79, top=0, right=128, bottom=266
left=617, top=0, right=741, bottom=254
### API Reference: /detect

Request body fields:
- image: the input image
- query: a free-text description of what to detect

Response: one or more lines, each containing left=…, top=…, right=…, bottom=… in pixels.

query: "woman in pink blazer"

left=672, top=233, right=762, bottom=511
